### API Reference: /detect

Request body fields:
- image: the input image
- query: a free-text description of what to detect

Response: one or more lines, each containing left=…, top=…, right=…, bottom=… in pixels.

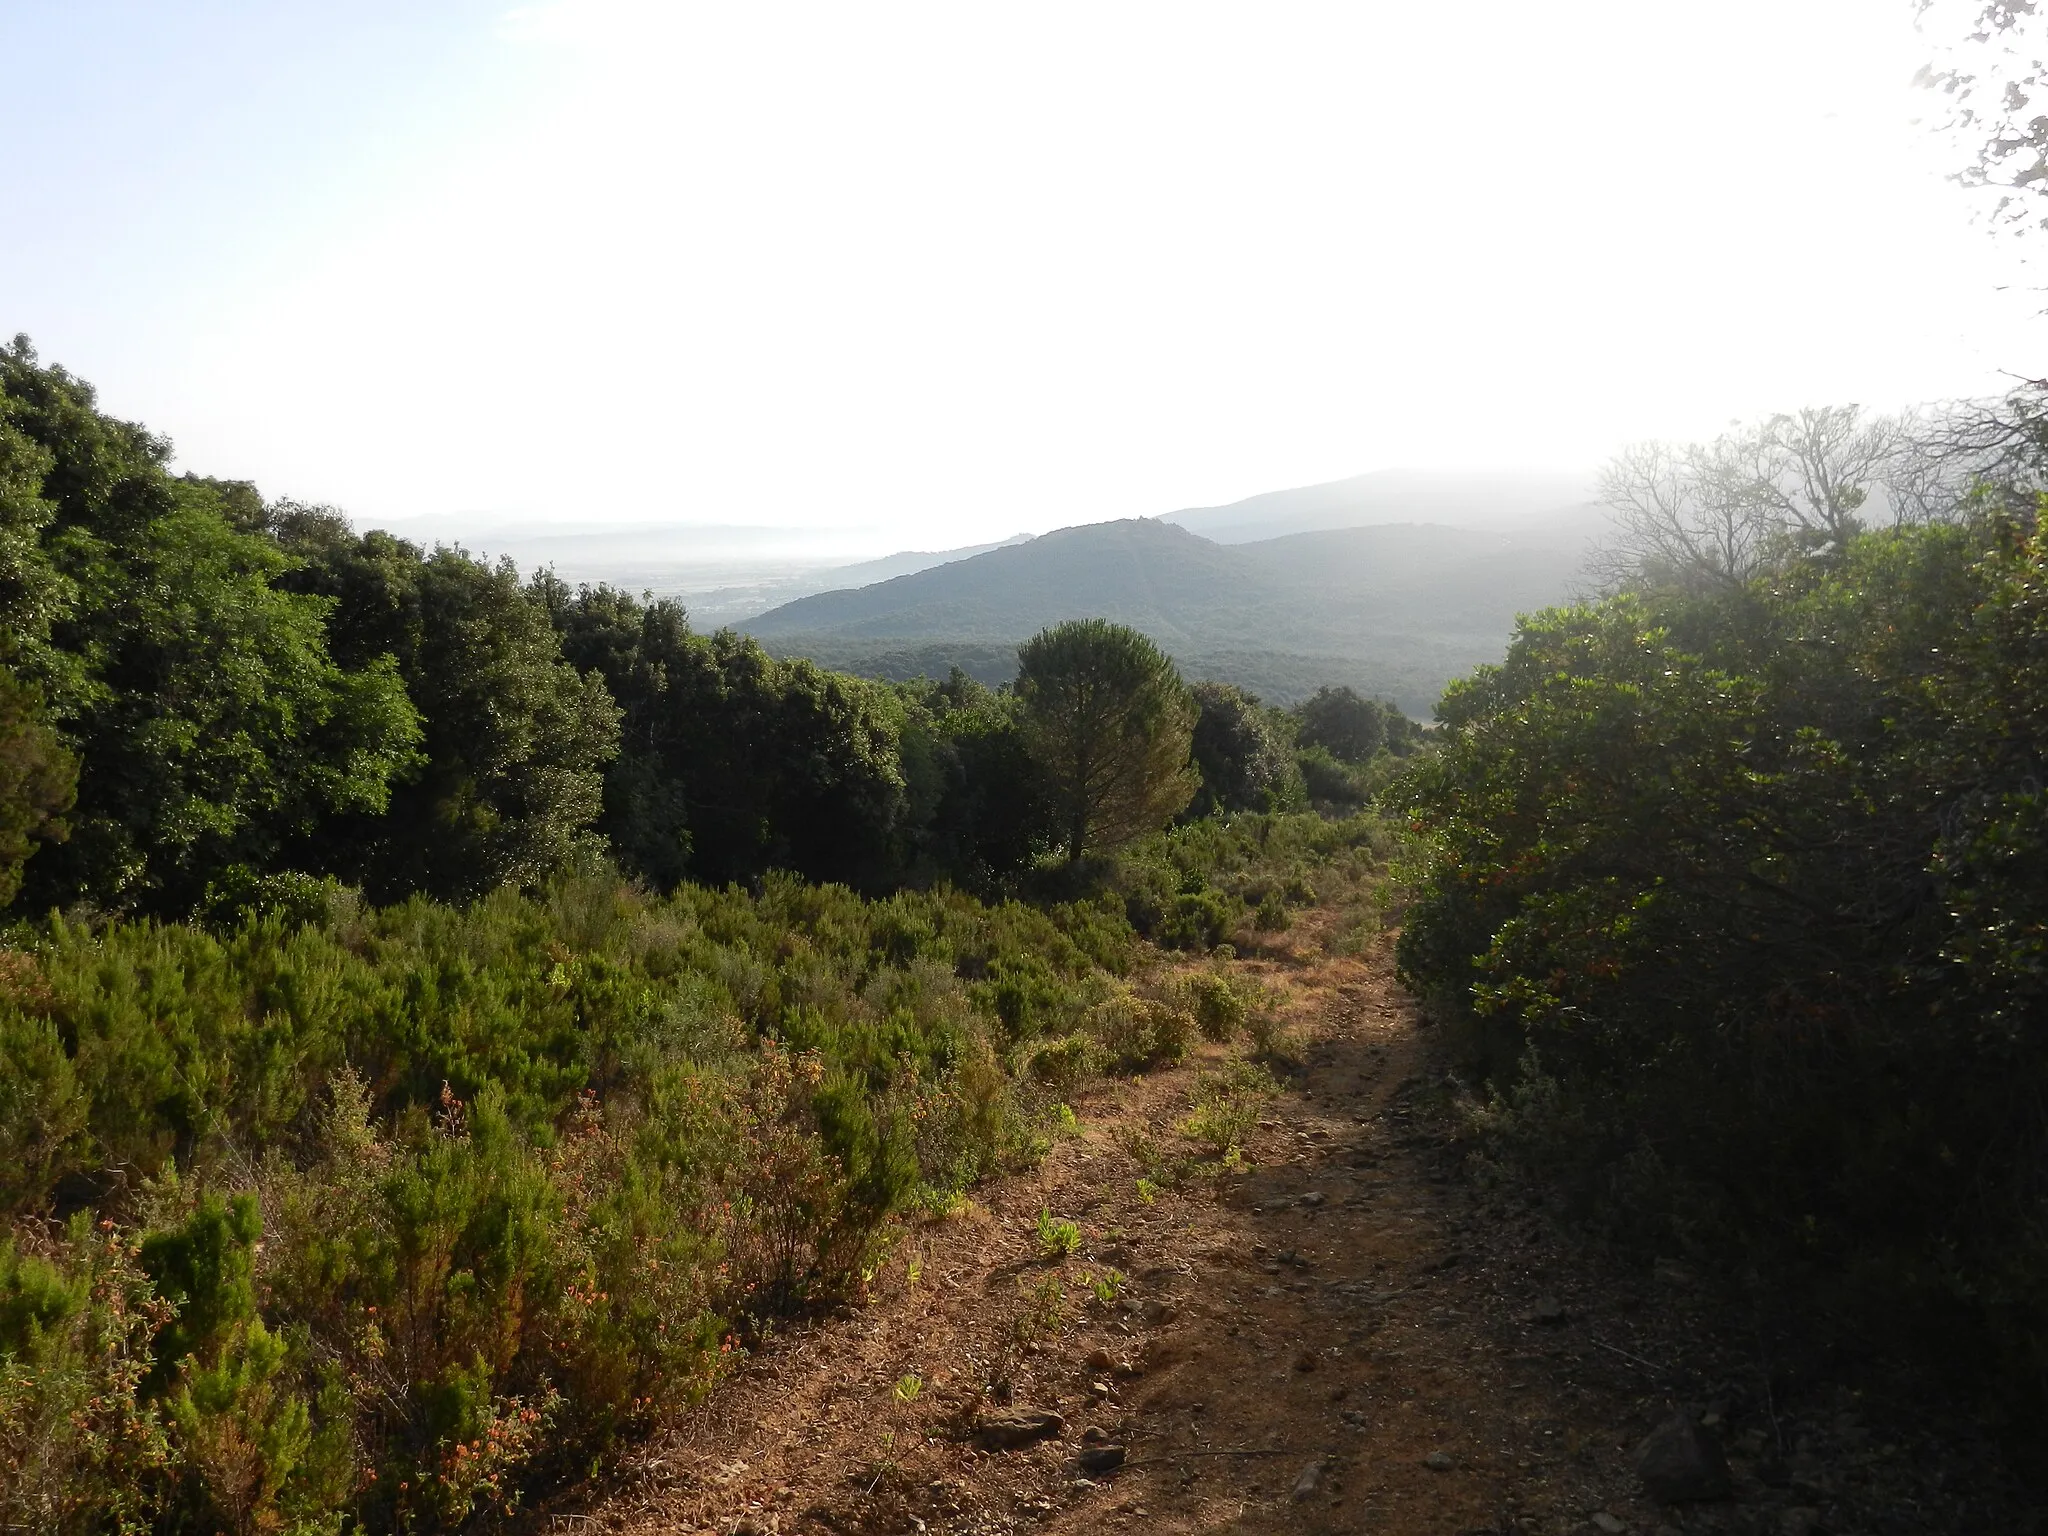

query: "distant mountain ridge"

left=744, top=520, right=1259, bottom=646
left=742, top=513, right=1602, bottom=712
left=1165, top=467, right=1597, bottom=543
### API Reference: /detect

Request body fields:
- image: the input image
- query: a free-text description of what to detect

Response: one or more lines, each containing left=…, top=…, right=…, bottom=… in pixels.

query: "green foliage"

left=1186, top=682, right=1296, bottom=816
left=0, top=1217, right=174, bottom=1536
left=0, top=358, right=70, bottom=668
left=1296, top=744, right=1370, bottom=810
left=893, top=669, right=1056, bottom=890
left=1178, top=1059, right=1278, bottom=1159
left=0, top=667, right=73, bottom=913
left=1253, top=889, right=1290, bottom=931
left=1398, top=513, right=2048, bottom=1397
left=1178, top=969, right=1249, bottom=1043
left=1290, top=684, right=1421, bottom=763
left=1017, top=619, right=1198, bottom=860
left=1292, top=684, right=1387, bottom=761
left=1035, top=1208, right=1081, bottom=1258
left=138, top=1192, right=263, bottom=1391
left=0, top=341, right=1429, bottom=1528
left=273, top=511, right=617, bottom=903
left=541, top=580, right=912, bottom=892
left=0, top=352, right=422, bottom=918
left=1081, top=1268, right=1124, bottom=1305
left=1109, top=810, right=1393, bottom=950
left=1085, top=988, right=1193, bottom=1070
left=0, top=871, right=1132, bottom=1528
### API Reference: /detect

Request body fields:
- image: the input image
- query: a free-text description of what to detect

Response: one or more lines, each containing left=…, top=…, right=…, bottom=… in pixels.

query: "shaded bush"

left=1397, top=515, right=2048, bottom=1405
left=1186, top=682, right=1296, bottom=817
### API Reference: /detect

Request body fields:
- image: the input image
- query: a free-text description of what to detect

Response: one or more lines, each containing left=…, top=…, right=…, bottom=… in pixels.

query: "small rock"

left=1634, top=1410, right=1731, bottom=1504
left=1589, top=1513, right=1626, bottom=1535
left=1531, top=1295, right=1567, bottom=1325
left=974, top=1409, right=1065, bottom=1450
left=1424, top=1450, right=1455, bottom=1472
left=1082, top=1424, right=1109, bottom=1444
left=1085, top=1347, right=1115, bottom=1372
left=1139, top=1298, right=1177, bottom=1326
left=1087, top=1379, right=1113, bottom=1400
left=1076, top=1444, right=1126, bottom=1474
left=1290, top=1458, right=1326, bottom=1501
left=1292, top=1346, right=1319, bottom=1372
left=1299, top=1191, right=1327, bottom=1208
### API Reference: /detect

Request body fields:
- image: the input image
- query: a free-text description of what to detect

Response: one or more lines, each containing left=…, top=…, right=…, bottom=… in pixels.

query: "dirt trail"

left=557, top=917, right=2038, bottom=1536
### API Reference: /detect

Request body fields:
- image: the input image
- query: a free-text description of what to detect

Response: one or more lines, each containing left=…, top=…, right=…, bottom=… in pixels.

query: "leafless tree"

left=1592, top=438, right=1774, bottom=593
left=1594, top=407, right=1907, bottom=592
left=1594, top=393, right=2048, bottom=592
left=1917, top=0, right=2048, bottom=235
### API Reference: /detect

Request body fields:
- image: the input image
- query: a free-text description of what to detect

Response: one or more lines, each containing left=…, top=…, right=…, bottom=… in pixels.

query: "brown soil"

left=546, top=912, right=2042, bottom=1536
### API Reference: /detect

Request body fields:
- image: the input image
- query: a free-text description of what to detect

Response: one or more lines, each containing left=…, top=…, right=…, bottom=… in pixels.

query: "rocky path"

left=556, top=924, right=2040, bottom=1536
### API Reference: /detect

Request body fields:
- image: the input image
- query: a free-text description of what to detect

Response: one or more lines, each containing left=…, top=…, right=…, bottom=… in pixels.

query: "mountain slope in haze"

left=1166, top=467, right=1597, bottom=542
left=741, top=514, right=1602, bottom=710
left=743, top=519, right=1272, bottom=646
left=1236, top=516, right=1602, bottom=644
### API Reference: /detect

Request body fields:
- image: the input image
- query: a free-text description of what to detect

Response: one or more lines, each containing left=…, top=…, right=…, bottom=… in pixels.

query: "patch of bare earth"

left=544, top=912, right=2042, bottom=1536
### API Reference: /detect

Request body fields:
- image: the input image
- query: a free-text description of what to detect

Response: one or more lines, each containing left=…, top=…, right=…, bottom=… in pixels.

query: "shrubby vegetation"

left=0, top=876, right=1135, bottom=1531
left=0, top=341, right=1417, bottom=1530
left=1399, top=406, right=2048, bottom=1403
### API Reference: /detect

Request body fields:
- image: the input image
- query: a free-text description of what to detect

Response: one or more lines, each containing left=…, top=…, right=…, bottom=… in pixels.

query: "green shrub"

left=1397, top=518, right=2048, bottom=1401
left=1024, top=1032, right=1099, bottom=1095
left=1179, top=971, right=1246, bottom=1043
left=1296, top=746, right=1369, bottom=809
left=1178, top=1060, right=1278, bottom=1158
left=1157, top=890, right=1236, bottom=951
left=1086, top=989, right=1193, bottom=1071
left=0, top=1220, right=173, bottom=1536
left=0, top=868, right=1135, bottom=1529
left=1035, top=1208, right=1081, bottom=1258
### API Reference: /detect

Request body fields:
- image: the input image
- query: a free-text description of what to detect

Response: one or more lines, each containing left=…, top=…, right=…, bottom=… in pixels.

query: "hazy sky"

left=7, top=0, right=2046, bottom=551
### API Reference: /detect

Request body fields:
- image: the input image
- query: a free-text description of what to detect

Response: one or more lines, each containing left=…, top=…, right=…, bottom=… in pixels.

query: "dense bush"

left=0, top=873, right=1133, bottom=1530
left=271, top=510, right=621, bottom=904
left=1185, top=682, right=1298, bottom=816
left=2, top=344, right=423, bottom=918
left=1289, top=684, right=1421, bottom=763
left=1398, top=513, right=2048, bottom=1401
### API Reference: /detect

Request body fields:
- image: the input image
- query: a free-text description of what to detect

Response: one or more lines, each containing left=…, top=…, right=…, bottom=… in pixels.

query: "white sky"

left=6, top=0, right=2045, bottom=551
